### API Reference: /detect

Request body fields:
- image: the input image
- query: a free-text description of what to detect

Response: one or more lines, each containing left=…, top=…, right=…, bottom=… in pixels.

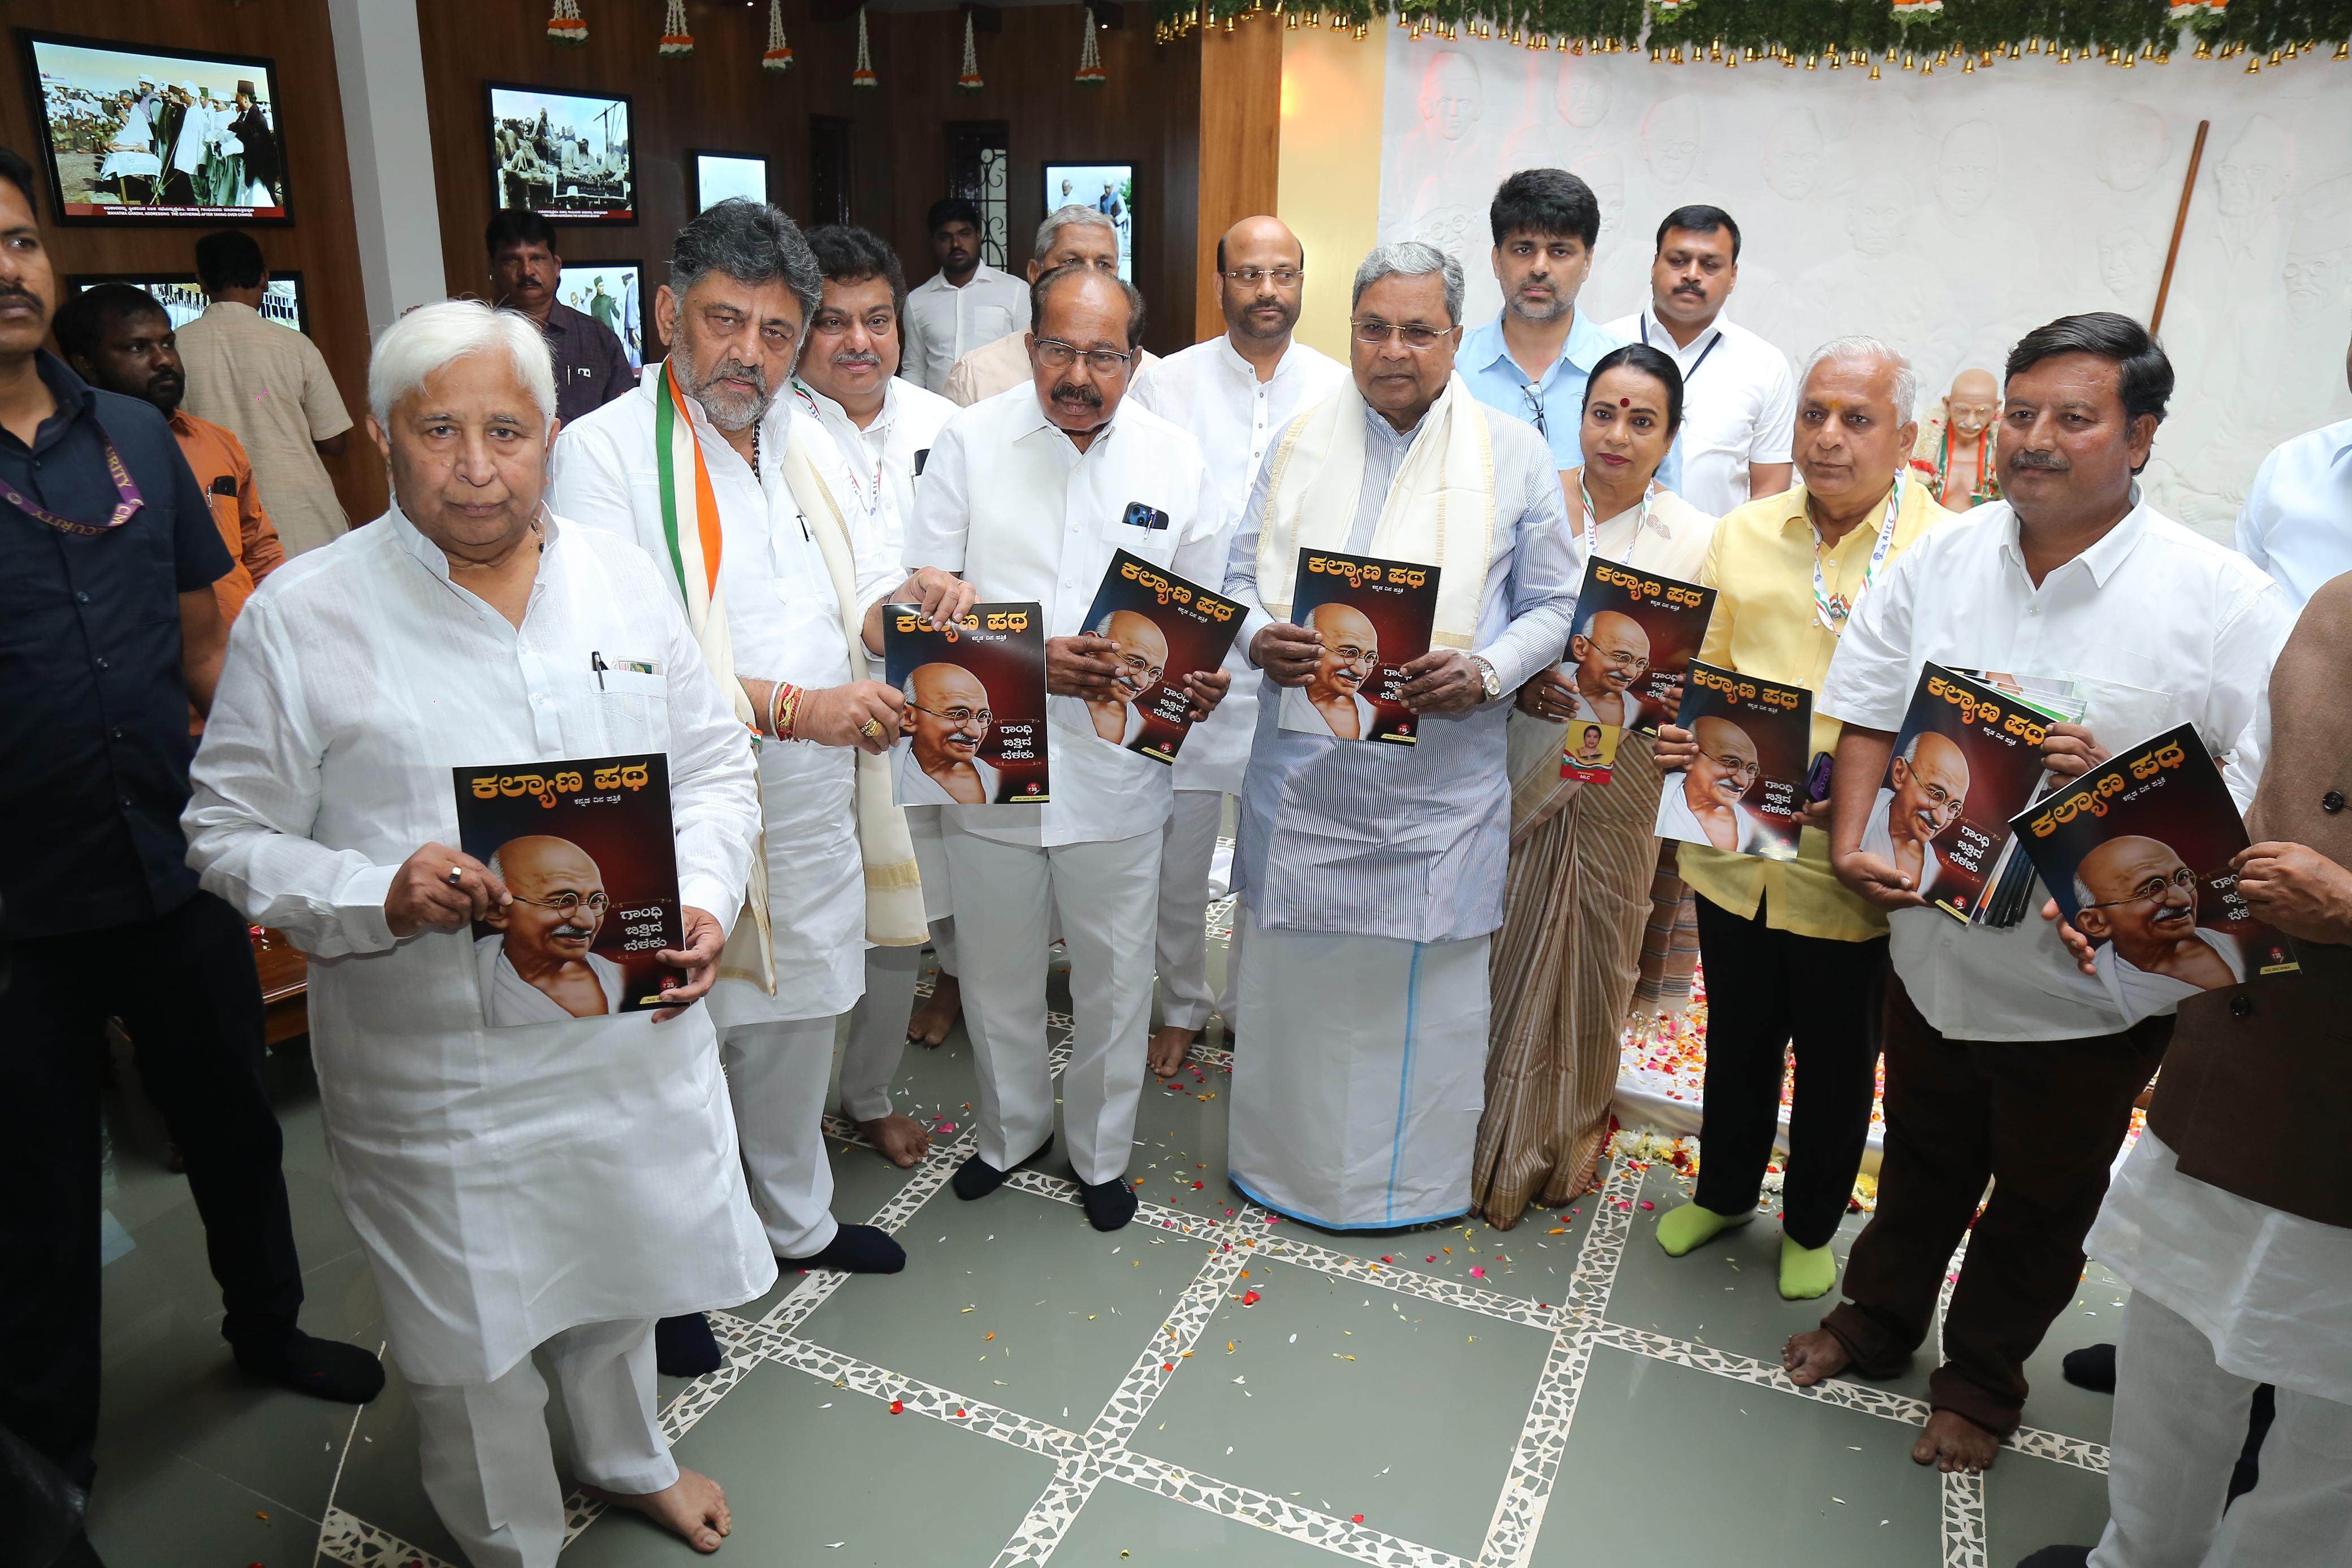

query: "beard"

left=673, top=336, right=773, bottom=433
left=1230, top=297, right=1299, bottom=341
left=1506, top=282, right=1570, bottom=323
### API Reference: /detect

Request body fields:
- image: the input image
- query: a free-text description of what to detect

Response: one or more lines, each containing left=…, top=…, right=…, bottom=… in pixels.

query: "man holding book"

left=1224, top=241, right=1578, bottom=1231
left=1649, top=337, right=1953, bottom=1302
left=1791, top=314, right=2293, bottom=1473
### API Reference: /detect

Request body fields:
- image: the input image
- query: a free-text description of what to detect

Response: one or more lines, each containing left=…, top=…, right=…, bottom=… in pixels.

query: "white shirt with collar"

left=1605, top=308, right=1796, bottom=518
left=1131, top=333, right=1349, bottom=793
left=902, top=263, right=1030, bottom=395
left=2232, top=416, right=2352, bottom=609
left=792, top=375, right=958, bottom=566
left=549, top=366, right=899, bottom=1021
left=1819, top=494, right=2295, bottom=1042
left=905, top=383, right=1227, bottom=849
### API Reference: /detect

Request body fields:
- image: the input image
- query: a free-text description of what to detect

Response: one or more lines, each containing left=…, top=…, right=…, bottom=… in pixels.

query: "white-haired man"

left=793, top=222, right=964, bottom=1166
left=551, top=202, right=972, bottom=1373
left=1225, top=241, right=1580, bottom=1230
left=1130, top=214, right=1348, bottom=1077
left=907, top=263, right=1230, bottom=1233
left=184, top=298, right=771, bottom=1563
left=942, top=205, right=1161, bottom=405
left=1650, top=337, right=1954, bottom=1303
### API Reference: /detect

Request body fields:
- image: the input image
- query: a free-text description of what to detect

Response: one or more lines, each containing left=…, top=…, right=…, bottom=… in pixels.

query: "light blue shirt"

left=2234, top=418, right=2352, bottom=609
left=1457, top=307, right=1683, bottom=493
left=1226, top=403, right=1581, bottom=945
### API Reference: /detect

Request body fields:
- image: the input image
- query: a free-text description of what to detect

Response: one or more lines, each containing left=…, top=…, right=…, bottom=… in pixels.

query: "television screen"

left=21, top=32, right=291, bottom=224
left=71, top=272, right=308, bottom=336
left=487, top=83, right=634, bottom=223
left=691, top=151, right=766, bottom=214
left=557, top=262, right=643, bottom=373
left=1043, top=163, right=1135, bottom=282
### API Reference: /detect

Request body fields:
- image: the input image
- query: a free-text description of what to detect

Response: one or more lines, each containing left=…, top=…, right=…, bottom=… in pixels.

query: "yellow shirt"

left=1677, top=477, right=1955, bottom=941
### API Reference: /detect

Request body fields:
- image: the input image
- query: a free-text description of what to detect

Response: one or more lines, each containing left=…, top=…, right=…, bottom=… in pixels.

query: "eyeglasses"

left=2081, top=866, right=2199, bottom=911
left=909, top=702, right=993, bottom=730
left=1520, top=384, right=1549, bottom=439
left=1350, top=318, right=1458, bottom=352
left=1114, top=652, right=1166, bottom=686
left=1324, top=641, right=1378, bottom=668
left=510, top=890, right=611, bottom=917
left=1222, top=267, right=1303, bottom=288
left=1032, top=337, right=1135, bottom=375
left=1594, top=647, right=1649, bottom=673
left=1698, top=751, right=1761, bottom=783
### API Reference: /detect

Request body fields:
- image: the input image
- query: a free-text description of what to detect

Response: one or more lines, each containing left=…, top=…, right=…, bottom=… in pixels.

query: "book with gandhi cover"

left=2009, top=722, right=2299, bottom=1025
left=1651, top=661, right=1811, bottom=862
left=451, top=754, right=682, bottom=1027
left=1072, top=548, right=1246, bottom=766
left=1874, top=664, right=2061, bottom=926
left=1274, top=547, right=1440, bottom=746
left=1557, top=555, right=1717, bottom=782
left=883, top=601, right=1050, bottom=808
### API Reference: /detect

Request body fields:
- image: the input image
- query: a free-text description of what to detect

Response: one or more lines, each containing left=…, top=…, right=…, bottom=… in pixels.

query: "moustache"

left=0, top=284, right=46, bottom=319
left=1050, top=380, right=1104, bottom=409
left=552, top=924, right=596, bottom=940
left=698, top=359, right=768, bottom=398
left=1673, top=283, right=1705, bottom=295
left=832, top=352, right=883, bottom=370
left=2007, top=449, right=2068, bottom=474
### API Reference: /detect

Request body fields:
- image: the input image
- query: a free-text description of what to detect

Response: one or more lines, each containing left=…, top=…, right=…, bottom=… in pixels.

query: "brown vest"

left=2147, top=574, right=2352, bottom=1228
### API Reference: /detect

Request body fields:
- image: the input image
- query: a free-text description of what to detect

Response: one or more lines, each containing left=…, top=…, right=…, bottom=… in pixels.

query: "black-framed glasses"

left=1520, top=384, right=1549, bottom=439
left=1222, top=267, right=1303, bottom=288
left=1032, top=337, right=1135, bottom=375
left=2081, top=866, right=2198, bottom=910
left=1350, top=318, right=1457, bottom=352
left=511, top=890, right=611, bottom=918
left=909, top=702, right=993, bottom=730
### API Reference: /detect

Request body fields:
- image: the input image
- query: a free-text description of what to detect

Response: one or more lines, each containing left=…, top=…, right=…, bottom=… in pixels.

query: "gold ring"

left=860, top=719, right=887, bottom=740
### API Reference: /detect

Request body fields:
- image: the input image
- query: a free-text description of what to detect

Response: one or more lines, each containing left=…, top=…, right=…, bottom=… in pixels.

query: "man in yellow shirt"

left=1651, top=336, right=1955, bottom=1300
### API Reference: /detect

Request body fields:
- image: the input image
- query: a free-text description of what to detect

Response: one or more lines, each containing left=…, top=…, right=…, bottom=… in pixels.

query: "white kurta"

left=2092, top=928, right=2247, bottom=1024
left=551, top=368, right=899, bottom=1025
left=183, top=509, right=774, bottom=1385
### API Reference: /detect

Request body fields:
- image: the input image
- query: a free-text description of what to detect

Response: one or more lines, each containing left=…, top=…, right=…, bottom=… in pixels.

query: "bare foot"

left=585, top=1469, right=731, bottom=1552
left=907, top=972, right=961, bottom=1048
left=1782, top=1328, right=1852, bottom=1388
left=859, top=1111, right=932, bottom=1168
left=1912, top=1409, right=2000, bottom=1472
left=1148, top=1024, right=1196, bottom=1080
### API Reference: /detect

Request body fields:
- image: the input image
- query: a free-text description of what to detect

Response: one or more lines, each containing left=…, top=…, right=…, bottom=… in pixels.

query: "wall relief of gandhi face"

left=2096, top=103, right=2168, bottom=193
left=1419, top=52, right=1483, bottom=143
left=1554, top=57, right=1611, bottom=129
left=1570, top=153, right=1625, bottom=237
left=2213, top=115, right=2293, bottom=220
left=1641, top=95, right=1701, bottom=187
left=2282, top=175, right=2352, bottom=327
left=2098, top=227, right=2158, bottom=305
left=905, top=662, right=993, bottom=790
left=1762, top=109, right=1824, bottom=201
left=1888, top=733, right=1970, bottom=847
left=1847, top=193, right=1912, bottom=258
left=1937, top=122, right=1999, bottom=219
left=1305, top=603, right=1380, bottom=707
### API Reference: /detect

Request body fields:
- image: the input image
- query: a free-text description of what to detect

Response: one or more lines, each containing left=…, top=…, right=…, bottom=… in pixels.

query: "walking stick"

left=2151, top=120, right=2210, bottom=338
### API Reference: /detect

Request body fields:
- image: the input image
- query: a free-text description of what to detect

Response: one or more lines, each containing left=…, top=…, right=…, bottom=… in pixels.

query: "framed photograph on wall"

left=690, top=150, right=767, bottom=214
left=1041, top=162, right=1134, bottom=281
left=556, top=261, right=645, bottom=372
left=19, top=31, right=291, bottom=224
left=487, top=82, right=634, bottom=223
left=70, top=271, right=309, bottom=335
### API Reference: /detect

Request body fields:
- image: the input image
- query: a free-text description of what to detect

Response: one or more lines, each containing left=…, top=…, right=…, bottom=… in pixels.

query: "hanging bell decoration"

left=547, top=0, right=587, bottom=47
left=763, top=0, right=794, bottom=72
left=851, top=6, right=879, bottom=87
left=658, top=0, right=694, bottom=57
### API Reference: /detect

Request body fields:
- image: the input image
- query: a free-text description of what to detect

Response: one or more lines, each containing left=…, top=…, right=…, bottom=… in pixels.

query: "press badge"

left=1122, top=501, right=1170, bottom=531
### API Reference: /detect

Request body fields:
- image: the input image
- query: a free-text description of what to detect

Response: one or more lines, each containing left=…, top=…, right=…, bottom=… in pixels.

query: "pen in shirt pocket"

left=591, top=650, right=609, bottom=690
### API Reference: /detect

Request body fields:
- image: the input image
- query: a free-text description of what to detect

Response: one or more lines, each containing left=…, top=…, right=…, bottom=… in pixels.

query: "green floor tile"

left=794, top=1183, right=1212, bottom=1430
left=1536, top=1344, right=1944, bottom=1564
left=1130, top=1259, right=1552, bottom=1558
left=1984, top=1449, right=2115, bottom=1565
left=562, top=1361, right=1058, bottom=1567
left=2014, top=1261, right=2125, bottom=1444
left=86, top=1452, right=321, bottom=1567
left=1051, top=1472, right=1351, bottom=1567
left=323, top=1366, right=475, bottom=1566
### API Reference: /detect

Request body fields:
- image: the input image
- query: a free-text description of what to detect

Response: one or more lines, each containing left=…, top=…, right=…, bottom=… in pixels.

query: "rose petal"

left=888, top=1400, right=904, bottom=1414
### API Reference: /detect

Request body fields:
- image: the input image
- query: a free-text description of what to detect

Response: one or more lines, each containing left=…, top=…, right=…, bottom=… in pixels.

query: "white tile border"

left=316, top=1506, right=462, bottom=1568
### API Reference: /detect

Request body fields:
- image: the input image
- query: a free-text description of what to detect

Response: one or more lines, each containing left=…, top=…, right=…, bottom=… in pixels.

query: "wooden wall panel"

left=0, top=0, right=387, bottom=521
left=417, top=1, right=1200, bottom=358
left=1191, top=18, right=1282, bottom=340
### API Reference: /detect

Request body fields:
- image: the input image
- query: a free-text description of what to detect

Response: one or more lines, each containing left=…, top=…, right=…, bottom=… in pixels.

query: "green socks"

left=1779, top=1235, right=1839, bottom=1301
left=1654, top=1201, right=1753, bottom=1257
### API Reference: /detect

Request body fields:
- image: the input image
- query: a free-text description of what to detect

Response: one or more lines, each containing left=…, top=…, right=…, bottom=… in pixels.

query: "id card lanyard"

left=1811, top=473, right=1903, bottom=633
left=1578, top=475, right=1658, bottom=565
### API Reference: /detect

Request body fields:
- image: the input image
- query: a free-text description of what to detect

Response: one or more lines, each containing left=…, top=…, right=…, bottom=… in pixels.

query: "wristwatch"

left=1472, top=655, right=1502, bottom=704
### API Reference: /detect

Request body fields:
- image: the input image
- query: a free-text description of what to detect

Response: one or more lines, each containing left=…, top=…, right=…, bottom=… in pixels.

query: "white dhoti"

left=842, top=945, right=923, bottom=1123
left=410, top=1316, right=673, bottom=1568
left=944, top=821, right=1158, bottom=1185
left=1156, top=787, right=1238, bottom=1034
left=1227, top=907, right=1491, bottom=1229
left=721, top=1016, right=840, bottom=1259
left=909, top=802, right=959, bottom=976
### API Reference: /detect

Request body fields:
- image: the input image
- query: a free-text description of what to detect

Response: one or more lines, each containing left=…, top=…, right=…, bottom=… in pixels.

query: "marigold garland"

left=763, top=0, right=795, bottom=71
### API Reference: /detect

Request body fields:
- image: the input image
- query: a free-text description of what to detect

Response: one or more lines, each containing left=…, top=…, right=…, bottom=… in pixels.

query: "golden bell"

left=1826, top=52, right=1840, bottom=70
left=2008, top=42, right=2021, bottom=58
left=1962, top=56, right=1975, bottom=73
left=2058, top=47, right=2072, bottom=63
left=1806, top=54, right=1818, bottom=70
left=2247, top=57, right=2262, bottom=73
left=1649, top=44, right=1661, bottom=60
left=1710, top=38, right=1722, bottom=60
left=1867, top=62, right=1881, bottom=80
left=2336, top=41, right=2350, bottom=60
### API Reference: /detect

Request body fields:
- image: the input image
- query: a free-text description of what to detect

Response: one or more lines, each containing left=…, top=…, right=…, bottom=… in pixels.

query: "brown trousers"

left=1821, top=972, right=2169, bottom=1436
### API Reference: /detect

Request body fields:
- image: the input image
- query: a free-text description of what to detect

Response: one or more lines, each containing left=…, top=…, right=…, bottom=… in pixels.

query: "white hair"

left=368, top=298, right=557, bottom=432
left=1035, top=203, right=1118, bottom=261
left=1800, top=335, right=1917, bottom=425
left=1351, top=241, right=1464, bottom=326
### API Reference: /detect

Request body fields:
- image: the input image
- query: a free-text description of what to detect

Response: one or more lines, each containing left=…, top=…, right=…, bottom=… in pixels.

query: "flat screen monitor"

left=557, top=262, right=644, bottom=373
left=691, top=151, right=767, bottom=214
left=487, top=83, right=635, bottom=223
left=20, top=31, right=291, bottom=224
left=1042, top=163, right=1134, bottom=282
left=70, top=271, right=308, bottom=336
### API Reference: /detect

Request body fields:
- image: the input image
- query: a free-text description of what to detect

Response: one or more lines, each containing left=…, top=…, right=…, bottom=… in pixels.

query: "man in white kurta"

left=183, top=301, right=771, bottom=1564
left=906, top=265, right=1229, bottom=1232
left=792, top=224, right=962, bottom=1168
left=551, top=206, right=956, bottom=1370
left=1130, top=215, right=1348, bottom=1080
left=900, top=198, right=1031, bottom=396
left=1226, top=244, right=1581, bottom=1231
left=941, top=206, right=1159, bottom=406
